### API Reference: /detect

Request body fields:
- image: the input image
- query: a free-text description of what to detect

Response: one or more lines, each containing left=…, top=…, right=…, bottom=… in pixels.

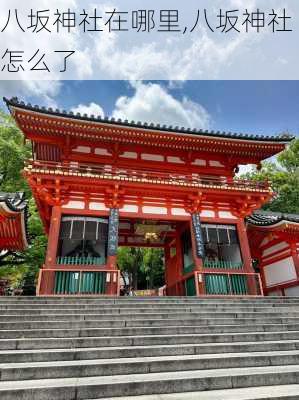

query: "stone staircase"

left=0, top=297, right=299, bottom=399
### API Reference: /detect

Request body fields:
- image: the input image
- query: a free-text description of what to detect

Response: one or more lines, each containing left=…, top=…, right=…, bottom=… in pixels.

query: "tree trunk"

left=132, top=265, right=138, bottom=290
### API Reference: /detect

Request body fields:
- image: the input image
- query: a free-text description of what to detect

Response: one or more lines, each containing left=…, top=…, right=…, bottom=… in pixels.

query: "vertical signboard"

left=107, top=208, right=119, bottom=256
left=191, top=213, right=205, bottom=259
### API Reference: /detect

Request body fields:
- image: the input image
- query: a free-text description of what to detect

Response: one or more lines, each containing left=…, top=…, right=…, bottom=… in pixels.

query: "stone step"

left=0, top=297, right=292, bottom=306
left=1, top=296, right=299, bottom=399
left=2, top=323, right=299, bottom=339
left=3, top=317, right=299, bottom=330
left=1, top=350, right=299, bottom=381
left=1, top=309, right=299, bottom=319
left=0, top=305, right=297, bottom=312
left=2, top=312, right=299, bottom=322
left=1, top=330, right=299, bottom=350
left=93, top=385, right=299, bottom=400
left=1, top=340, right=298, bottom=363
left=6, top=300, right=293, bottom=304
left=1, top=296, right=299, bottom=302
left=0, top=301, right=298, bottom=307
left=0, top=308, right=299, bottom=319
left=1, top=304, right=297, bottom=310
left=1, top=365, right=299, bottom=400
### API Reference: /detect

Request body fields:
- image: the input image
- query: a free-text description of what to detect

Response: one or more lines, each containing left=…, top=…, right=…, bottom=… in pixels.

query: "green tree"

left=141, top=248, right=164, bottom=289
left=0, top=111, right=31, bottom=194
left=117, top=247, right=164, bottom=290
left=0, top=111, right=46, bottom=289
left=240, top=138, right=299, bottom=214
left=117, top=247, right=143, bottom=290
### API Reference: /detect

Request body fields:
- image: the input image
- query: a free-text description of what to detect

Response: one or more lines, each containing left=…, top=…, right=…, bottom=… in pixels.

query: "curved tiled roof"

left=247, top=210, right=299, bottom=226
left=3, top=97, right=295, bottom=143
left=0, top=192, right=29, bottom=249
left=0, top=192, right=27, bottom=212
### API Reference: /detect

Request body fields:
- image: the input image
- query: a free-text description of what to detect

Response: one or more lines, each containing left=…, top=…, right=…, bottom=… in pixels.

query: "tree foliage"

left=0, top=112, right=31, bottom=194
left=240, top=138, right=299, bottom=214
left=140, top=248, right=164, bottom=289
left=0, top=111, right=46, bottom=289
left=117, top=247, right=164, bottom=290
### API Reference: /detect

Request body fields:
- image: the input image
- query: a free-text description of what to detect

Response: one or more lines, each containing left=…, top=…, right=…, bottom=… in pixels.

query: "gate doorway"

left=117, top=247, right=165, bottom=296
left=117, top=217, right=186, bottom=296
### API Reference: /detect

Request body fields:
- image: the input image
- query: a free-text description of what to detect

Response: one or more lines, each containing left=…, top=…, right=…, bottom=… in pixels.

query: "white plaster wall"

left=218, top=211, right=236, bottom=219
left=209, top=160, right=224, bottom=167
left=200, top=210, right=215, bottom=218
left=120, top=152, right=137, bottom=159
left=284, top=286, right=299, bottom=297
left=63, top=201, right=85, bottom=209
left=264, top=256, right=297, bottom=287
left=95, top=148, right=111, bottom=156
left=263, top=242, right=289, bottom=257
left=167, top=156, right=184, bottom=164
left=142, top=206, right=167, bottom=215
left=141, top=154, right=164, bottom=162
left=171, top=208, right=189, bottom=216
left=120, top=205, right=138, bottom=213
left=192, top=159, right=206, bottom=166
left=89, top=202, right=108, bottom=211
left=73, top=146, right=91, bottom=153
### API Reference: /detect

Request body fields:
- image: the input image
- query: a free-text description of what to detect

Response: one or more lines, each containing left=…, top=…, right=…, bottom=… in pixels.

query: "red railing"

left=25, top=160, right=270, bottom=192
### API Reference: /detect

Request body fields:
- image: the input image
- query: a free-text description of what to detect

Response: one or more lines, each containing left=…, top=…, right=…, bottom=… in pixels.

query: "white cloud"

left=112, top=82, right=211, bottom=129
left=71, top=102, right=105, bottom=117
left=0, top=80, right=62, bottom=108
left=92, top=29, right=250, bottom=80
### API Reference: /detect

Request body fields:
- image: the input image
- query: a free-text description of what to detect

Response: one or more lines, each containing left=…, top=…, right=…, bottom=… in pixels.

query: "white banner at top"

left=0, top=0, right=297, bottom=80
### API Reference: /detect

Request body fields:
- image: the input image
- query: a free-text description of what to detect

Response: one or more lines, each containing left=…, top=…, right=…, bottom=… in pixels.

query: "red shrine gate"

left=4, top=97, right=294, bottom=296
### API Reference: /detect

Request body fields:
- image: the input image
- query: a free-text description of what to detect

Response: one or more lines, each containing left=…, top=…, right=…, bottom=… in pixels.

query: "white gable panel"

left=264, top=257, right=297, bottom=287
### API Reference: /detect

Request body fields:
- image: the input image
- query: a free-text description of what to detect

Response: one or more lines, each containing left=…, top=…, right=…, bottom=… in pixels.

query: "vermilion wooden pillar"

left=237, top=218, right=254, bottom=273
left=38, top=206, right=61, bottom=295
left=164, top=225, right=186, bottom=296
left=237, top=218, right=260, bottom=295
left=175, top=230, right=184, bottom=295
left=45, top=206, right=62, bottom=268
left=37, top=270, right=56, bottom=296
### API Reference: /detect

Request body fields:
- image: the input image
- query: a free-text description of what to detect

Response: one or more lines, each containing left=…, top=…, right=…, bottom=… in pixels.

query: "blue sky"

left=1, top=80, right=298, bottom=137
